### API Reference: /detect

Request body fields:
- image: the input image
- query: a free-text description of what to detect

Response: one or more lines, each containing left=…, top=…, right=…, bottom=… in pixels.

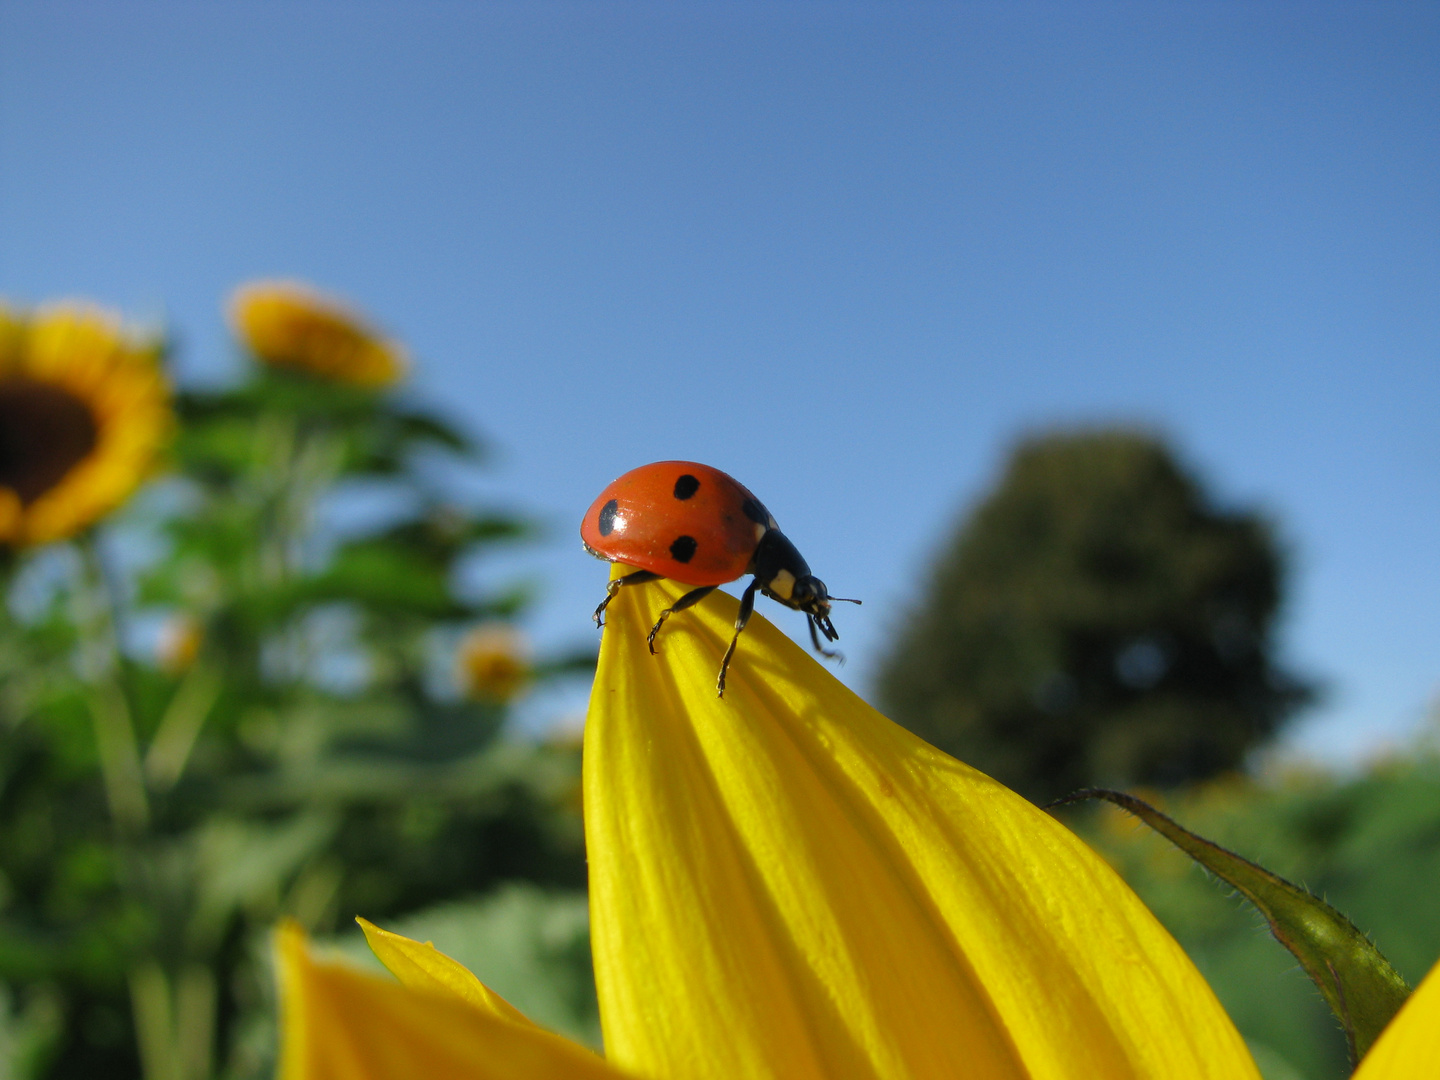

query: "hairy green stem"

left=1051, top=787, right=1411, bottom=1065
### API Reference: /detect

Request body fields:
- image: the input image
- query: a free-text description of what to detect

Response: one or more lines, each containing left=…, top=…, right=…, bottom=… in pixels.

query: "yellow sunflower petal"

left=585, top=572, right=1259, bottom=1080
left=357, top=917, right=537, bottom=1029
left=0, top=303, right=22, bottom=364
left=1353, top=958, right=1440, bottom=1078
left=0, top=489, right=21, bottom=545
left=277, top=922, right=627, bottom=1080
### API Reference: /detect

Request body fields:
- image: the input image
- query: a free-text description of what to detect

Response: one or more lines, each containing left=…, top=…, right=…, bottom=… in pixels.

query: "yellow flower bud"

left=456, top=624, right=530, bottom=704
left=156, top=614, right=204, bottom=674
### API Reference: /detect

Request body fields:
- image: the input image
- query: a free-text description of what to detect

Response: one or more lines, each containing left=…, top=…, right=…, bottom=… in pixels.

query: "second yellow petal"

left=358, top=918, right=537, bottom=1029
left=277, top=922, right=627, bottom=1080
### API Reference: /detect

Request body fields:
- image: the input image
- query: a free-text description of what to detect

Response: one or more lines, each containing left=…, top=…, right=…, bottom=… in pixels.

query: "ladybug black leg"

left=593, top=569, right=663, bottom=627
left=717, top=578, right=760, bottom=697
left=646, top=585, right=716, bottom=654
left=807, top=615, right=843, bottom=663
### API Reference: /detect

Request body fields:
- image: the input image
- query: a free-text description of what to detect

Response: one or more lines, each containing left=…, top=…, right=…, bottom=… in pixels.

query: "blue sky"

left=2, top=1, right=1436, bottom=762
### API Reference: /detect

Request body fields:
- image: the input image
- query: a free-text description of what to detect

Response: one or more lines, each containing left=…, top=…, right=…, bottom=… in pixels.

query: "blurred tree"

left=0, top=285, right=593, bottom=1080
left=877, top=429, right=1312, bottom=803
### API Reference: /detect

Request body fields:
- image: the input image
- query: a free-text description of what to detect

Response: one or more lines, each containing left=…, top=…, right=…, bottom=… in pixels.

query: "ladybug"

left=581, top=460, right=859, bottom=695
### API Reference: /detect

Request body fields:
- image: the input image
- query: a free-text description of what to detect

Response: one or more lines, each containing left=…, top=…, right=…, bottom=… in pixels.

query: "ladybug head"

left=752, top=531, right=861, bottom=649
left=788, top=574, right=834, bottom=619
left=790, top=575, right=862, bottom=646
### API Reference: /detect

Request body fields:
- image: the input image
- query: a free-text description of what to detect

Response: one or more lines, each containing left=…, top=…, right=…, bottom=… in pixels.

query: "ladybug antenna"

left=828, top=596, right=862, bottom=605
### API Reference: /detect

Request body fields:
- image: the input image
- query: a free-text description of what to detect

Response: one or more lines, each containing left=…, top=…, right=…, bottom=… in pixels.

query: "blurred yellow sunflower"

left=229, top=280, right=407, bottom=387
left=456, top=623, right=532, bottom=703
left=0, top=301, right=171, bottom=548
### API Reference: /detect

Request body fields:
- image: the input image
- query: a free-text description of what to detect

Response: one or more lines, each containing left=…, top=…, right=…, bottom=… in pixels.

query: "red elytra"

left=581, top=460, right=858, bottom=695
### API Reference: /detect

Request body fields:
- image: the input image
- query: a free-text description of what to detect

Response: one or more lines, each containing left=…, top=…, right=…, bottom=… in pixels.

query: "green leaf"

left=386, top=510, right=532, bottom=548
left=1051, top=788, right=1411, bottom=1064
left=532, top=648, right=598, bottom=681
left=306, top=544, right=459, bottom=616
left=389, top=408, right=477, bottom=456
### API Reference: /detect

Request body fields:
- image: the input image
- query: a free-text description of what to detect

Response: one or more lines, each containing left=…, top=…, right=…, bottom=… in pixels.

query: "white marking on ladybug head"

left=753, top=522, right=768, bottom=542
left=768, top=568, right=796, bottom=601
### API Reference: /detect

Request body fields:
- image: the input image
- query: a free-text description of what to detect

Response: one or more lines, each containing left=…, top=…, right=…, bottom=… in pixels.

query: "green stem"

left=90, top=680, right=150, bottom=834
left=128, top=960, right=214, bottom=1080
left=253, top=413, right=343, bottom=583
left=253, top=412, right=298, bottom=585
left=144, top=661, right=222, bottom=791
left=250, top=418, right=345, bottom=685
left=129, top=962, right=175, bottom=1080
left=73, top=535, right=150, bottom=834
left=175, top=964, right=216, bottom=1080
left=280, top=422, right=346, bottom=576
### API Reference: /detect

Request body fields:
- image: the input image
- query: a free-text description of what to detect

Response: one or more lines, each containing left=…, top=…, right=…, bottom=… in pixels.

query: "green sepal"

left=1052, top=788, right=1411, bottom=1064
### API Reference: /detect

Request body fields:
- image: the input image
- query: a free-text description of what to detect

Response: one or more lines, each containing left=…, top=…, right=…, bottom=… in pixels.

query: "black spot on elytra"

left=741, top=497, right=770, bottom=527
left=669, top=535, right=697, bottom=563
left=597, top=499, right=620, bottom=536
left=673, top=474, right=700, bottom=500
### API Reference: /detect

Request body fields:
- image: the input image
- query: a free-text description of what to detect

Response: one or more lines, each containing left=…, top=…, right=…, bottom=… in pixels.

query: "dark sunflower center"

left=0, top=378, right=99, bottom=504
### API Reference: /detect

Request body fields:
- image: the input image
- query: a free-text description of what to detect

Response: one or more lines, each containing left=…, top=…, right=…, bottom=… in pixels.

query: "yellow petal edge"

left=277, top=921, right=625, bottom=1080
left=356, top=917, right=536, bottom=1029
left=585, top=571, right=1261, bottom=1080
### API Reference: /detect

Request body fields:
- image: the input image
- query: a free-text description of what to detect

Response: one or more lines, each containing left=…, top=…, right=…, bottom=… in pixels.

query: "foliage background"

left=1069, top=747, right=1440, bottom=1080
left=0, top=321, right=595, bottom=1078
